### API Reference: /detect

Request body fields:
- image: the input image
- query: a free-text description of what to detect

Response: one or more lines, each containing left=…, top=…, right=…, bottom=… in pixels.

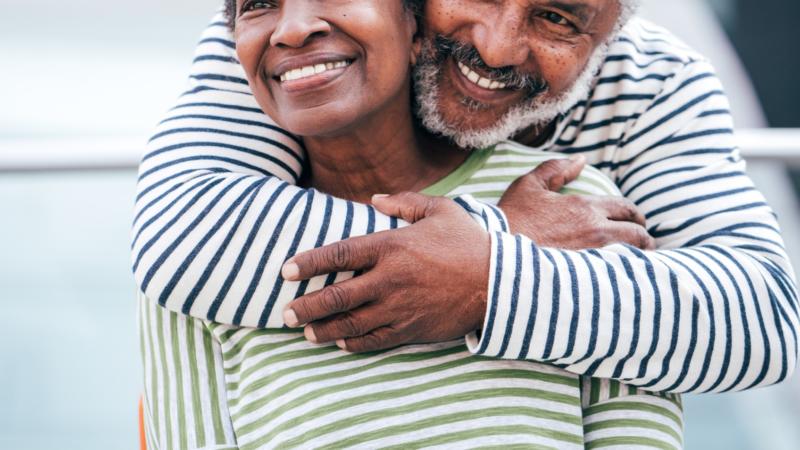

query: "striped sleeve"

left=131, top=14, right=506, bottom=329
left=466, top=59, right=799, bottom=393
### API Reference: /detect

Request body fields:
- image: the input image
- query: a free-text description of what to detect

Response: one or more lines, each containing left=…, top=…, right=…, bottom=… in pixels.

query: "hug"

left=132, top=0, right=799, bottom=448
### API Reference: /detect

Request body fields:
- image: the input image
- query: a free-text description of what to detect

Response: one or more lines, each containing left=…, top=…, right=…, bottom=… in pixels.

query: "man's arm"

left=473, top=59, right=798, bottom=393
left=282, top=60, right=799, bottom=393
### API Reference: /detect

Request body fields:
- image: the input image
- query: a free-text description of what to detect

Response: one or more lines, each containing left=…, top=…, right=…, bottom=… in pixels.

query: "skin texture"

left=234, top=0, right=469, bottom=204
left=234, top=0, right=493, bottom=340
left=276, top=0, right=651, bottom=352
left=422, top=0, right=621, bottom=137
left=498, top=156, right=655, bottom=250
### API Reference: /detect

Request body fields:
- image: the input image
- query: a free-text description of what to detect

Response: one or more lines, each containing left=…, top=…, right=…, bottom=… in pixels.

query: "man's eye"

left=541, top=11, right=570, bottom=26
left=242, top=1, right=277, bottom=12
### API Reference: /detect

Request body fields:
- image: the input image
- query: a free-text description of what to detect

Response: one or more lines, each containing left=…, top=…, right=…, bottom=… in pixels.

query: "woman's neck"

left=301, top=101, right=467, bottom=204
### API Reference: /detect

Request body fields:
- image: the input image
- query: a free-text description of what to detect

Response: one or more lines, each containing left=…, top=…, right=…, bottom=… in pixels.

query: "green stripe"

left=379, top=424, right=583, bottom=450
left=154, top=302, right=173, bottom=450
left=584, top=401, right=683, bottom=428
left=270, top=388, right=583, bottom=448
left=609, top=380, right=620, bottom=398
left=590, top=378, right=601, bottom=405
left=169, top=313, right=188, bottom=450
left=473, top=445, right=557, bottom=450
left=140, top=299, right=160, bottom=448
left=227, top=345, right=467, bottom=408
left=585, top=418, right=682, bottom=444
left=202, top=323, right=227, bottom=444
left=228, top=341, right=339, bottom=381
left=223, top=335, right=310, bottom=373
left=236, top=369, right=580, bottom=436
left=586, top=436, right=679, bottom=450
left=233, top=353, right=478, bottom=420
left=185, top=314, right=206, bottom=447
left=421, top=146, right=494, bottom=196
left=221, top=329, right=305, bottom=361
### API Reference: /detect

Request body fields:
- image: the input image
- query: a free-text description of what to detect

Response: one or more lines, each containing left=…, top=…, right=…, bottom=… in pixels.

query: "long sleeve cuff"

left=466, top=230, right=531, bottom=357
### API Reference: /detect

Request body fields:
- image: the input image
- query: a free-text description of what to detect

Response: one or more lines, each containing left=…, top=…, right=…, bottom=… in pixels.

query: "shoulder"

left=553, top=18, right=729, bottom=157
left=188, top=11, right=252, bottom=93
left=491, top=142, right=622, bottom=196
left=585, top=17, right=722, bottom=108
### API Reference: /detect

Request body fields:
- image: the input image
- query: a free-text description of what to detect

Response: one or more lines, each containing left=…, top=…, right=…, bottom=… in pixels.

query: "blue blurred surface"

left=0, top=171, right=140, bottom=449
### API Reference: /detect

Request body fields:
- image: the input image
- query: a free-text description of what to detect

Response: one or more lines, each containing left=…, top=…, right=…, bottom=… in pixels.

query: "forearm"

left=472, top=225, right=798, bottom=393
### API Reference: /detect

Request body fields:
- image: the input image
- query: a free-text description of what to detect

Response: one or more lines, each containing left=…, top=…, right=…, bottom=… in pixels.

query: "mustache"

left=425, top=34, right=548, bottom=95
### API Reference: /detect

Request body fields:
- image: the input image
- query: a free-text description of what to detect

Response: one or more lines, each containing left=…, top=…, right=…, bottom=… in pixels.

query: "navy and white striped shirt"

left=132, top=14, right=798, bottom=394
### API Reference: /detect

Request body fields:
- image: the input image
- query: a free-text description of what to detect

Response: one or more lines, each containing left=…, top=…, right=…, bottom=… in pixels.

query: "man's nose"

left=471, top=9, right=531, bottom=68
left=270, top=2, right=332, bottom=48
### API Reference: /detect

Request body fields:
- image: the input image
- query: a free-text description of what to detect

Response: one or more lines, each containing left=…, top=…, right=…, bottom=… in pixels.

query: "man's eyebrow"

left=539, top=0, right=596, bottom=22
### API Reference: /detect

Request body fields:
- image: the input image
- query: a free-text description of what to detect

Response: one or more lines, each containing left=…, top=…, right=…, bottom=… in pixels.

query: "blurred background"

left=0, top=0, right=798, bottom=448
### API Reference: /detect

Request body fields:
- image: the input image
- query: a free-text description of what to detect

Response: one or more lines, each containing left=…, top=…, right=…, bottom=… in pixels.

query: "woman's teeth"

left=457, top=61, right=507, bottom=90
left=279, top=60, right=350, bottom=82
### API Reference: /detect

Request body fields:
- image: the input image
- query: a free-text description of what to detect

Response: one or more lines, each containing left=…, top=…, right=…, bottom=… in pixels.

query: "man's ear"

left=410, top=36, right=422, bottom=66
left=405, top=8, right=421, bottom=66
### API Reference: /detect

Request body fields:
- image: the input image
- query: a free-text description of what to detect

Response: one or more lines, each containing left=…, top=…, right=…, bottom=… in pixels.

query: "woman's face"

left=234, top=0, right=418, bottom=137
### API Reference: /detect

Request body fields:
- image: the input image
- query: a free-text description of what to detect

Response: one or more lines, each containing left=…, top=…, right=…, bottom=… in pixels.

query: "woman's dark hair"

left=223, top=0, right=423, bottom=31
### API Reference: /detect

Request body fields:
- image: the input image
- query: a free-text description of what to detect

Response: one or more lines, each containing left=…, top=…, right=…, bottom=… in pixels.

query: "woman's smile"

left=268, top=54, right=356, bottom=94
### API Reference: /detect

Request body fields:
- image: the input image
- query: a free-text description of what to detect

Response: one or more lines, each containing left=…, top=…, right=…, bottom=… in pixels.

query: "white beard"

left=413, top=41, right=610, bottom=150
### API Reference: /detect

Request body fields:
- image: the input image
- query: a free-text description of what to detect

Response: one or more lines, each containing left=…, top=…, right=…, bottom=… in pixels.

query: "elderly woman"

left=139, top=1, right=684, bottom=449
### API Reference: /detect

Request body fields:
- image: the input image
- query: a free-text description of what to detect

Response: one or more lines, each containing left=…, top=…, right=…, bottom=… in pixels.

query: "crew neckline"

left=420, top=146, right=494, bottom=196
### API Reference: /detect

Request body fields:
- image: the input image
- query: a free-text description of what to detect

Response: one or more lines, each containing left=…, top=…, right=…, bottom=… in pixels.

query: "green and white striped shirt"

left=141, top=143, right=683, bottom=449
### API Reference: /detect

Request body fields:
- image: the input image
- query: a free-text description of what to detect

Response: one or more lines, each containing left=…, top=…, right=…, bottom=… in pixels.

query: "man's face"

left=417, top=0, right=623, bottom=148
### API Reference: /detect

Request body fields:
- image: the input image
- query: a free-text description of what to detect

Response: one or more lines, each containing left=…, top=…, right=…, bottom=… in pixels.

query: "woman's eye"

left=541, top=11, right=570, bottom=26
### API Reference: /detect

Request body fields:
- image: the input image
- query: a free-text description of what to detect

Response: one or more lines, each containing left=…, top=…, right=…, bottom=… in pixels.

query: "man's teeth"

left=279, top=60, right=350, bottom=82
left=457, top=61, right=507, bottom=90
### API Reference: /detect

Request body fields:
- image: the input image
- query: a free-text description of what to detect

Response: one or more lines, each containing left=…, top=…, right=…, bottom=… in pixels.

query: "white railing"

left=0, top=128, right=798, bottom=172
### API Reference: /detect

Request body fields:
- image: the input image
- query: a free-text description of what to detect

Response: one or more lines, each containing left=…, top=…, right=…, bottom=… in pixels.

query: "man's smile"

left=446, top=56, right=527, bottom=106
left=456, top=60, right=508, bottom=90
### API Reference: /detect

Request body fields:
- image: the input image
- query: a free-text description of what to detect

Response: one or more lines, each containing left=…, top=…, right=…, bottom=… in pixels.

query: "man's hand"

left=281, top=156, right=654, bottom=353
left=282, top=192, right=491, bottom=352
left=498, top=155, right=655, bottom=250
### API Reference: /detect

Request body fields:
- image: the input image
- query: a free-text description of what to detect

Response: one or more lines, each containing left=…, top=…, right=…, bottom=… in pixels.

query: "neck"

left=302, top=97, right=466, bottom=204
left=512, top=120, right=557, bottom=147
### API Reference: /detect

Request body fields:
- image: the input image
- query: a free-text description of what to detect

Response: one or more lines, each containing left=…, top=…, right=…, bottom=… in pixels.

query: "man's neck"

left=302, top=108, right=467, bottom=204
left=512, top=120, right=558, bottom=148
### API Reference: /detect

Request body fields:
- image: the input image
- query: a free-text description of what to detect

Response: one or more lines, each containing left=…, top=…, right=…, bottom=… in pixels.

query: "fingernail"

left=283, top=309, right=299, bottom=327
left=282, top=261, right=299, bottom=280
left=336, top=339, right=347, bottom=350
left=304, top=326, right=317, bottom=343
left=372, top=194, right=389, bottom=202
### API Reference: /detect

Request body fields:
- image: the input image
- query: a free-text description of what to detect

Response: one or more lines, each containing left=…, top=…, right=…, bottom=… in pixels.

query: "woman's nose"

left=269, top=2, right=332, bottom=48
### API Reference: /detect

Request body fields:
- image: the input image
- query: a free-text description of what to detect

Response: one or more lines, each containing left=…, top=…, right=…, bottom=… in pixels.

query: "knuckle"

left=339, top=313, right=363, bottom=337
left=360, top=333, right=384, bottom=351
left=589, top=226, right=609, bottom=246
left=322, top=285, right=349, bottom=312
left=328, top=241, right=351, bottom=270
left=639, top=229, right=655, bottom=249
left=622, top=200, right=639, bottom=220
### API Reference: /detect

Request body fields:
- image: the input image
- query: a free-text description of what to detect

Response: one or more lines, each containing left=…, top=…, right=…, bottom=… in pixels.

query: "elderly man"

left=134, top=0, right=798, bottom=448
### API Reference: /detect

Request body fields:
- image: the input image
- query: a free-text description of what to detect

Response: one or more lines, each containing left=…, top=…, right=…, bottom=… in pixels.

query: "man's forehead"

left=428, top=0, right=617, bottom=23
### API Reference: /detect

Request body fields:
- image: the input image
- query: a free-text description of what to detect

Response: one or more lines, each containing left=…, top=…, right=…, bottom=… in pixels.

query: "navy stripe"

left=184, top=179, right=266, bottom=316
left=259, top=190, right=316, bottom=327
